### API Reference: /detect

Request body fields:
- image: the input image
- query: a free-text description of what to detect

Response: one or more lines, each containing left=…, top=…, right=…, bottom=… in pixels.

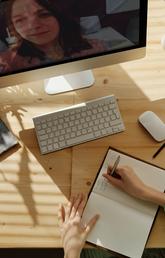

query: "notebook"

left=82, top=147, right=165, bottom=258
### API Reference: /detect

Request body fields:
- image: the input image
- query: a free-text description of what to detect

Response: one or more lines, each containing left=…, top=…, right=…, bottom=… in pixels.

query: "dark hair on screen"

left=6, top=0, right=92, bottom=60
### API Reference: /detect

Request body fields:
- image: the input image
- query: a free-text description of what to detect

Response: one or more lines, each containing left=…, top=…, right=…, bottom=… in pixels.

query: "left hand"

left=58, top=193, right=99, bottom=258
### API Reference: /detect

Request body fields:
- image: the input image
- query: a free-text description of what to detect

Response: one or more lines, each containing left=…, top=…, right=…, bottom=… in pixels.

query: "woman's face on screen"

left=11, top=0, right=60, bottom=46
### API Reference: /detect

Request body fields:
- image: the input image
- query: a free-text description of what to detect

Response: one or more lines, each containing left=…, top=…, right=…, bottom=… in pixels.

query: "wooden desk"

left=0, top=0, right=165, bottom=249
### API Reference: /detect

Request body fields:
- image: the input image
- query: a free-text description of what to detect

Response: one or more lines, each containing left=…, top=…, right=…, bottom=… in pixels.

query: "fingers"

left=76, top=194, right=87, bottom=217
left=64, top=193, right=86, bottom=221
left=107, top=165, right=131, bottom=179
left=107, top=164, right=113, bottom=174
left=85, top=214, right=99, bottom=236
left=116, top=166, right=128, bottom=176
left=107, top=165, right=123, bottom=175
left=70, top=193, right=83, bottom=219
left=65, top=196, right=74, bottom=221
left=102, top=173, right=122, bottom=189
left=58, top=204, right=65, bottom=226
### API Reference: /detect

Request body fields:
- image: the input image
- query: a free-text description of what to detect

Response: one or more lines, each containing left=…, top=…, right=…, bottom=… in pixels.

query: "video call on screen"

left=0, top=0, right=140, bottom=75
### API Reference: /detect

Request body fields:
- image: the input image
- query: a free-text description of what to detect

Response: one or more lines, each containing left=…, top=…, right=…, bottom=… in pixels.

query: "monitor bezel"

left=0, top=0, right=148, bottom=88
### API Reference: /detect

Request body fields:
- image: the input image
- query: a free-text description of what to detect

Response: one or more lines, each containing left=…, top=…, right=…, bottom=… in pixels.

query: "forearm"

left=143, top=186, right=165, bottom=206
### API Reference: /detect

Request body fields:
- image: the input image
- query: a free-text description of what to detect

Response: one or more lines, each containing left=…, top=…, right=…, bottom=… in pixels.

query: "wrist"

left=141, top=185, right=156, bottom=201
left=64, top=250, right=81, bottom=258
left=137, top=185, right=151, bottom=201
left=64, top=254, right=80, bottom=258
left=141, top=186, right=165, bottom=206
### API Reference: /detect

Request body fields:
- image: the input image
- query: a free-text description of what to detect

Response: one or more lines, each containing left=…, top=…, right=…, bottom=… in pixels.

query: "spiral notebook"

left=82, top=147, right=165, bottom=258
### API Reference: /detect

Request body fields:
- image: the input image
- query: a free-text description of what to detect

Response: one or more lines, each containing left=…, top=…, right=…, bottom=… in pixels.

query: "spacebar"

left=66, top=133, right=94, bottom=146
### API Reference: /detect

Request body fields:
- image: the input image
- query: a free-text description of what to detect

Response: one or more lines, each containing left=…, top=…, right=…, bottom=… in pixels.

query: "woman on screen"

left=0, top=0, right=107, bottom=73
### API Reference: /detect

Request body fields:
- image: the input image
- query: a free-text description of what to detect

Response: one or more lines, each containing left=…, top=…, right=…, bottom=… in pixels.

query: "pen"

left=108, top=155, right=120, bottom=176
left=152, top=142, right=165, bottom=159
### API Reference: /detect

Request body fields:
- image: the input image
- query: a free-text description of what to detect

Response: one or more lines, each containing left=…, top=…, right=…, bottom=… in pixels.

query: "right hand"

left=58, top=193, right=99, bottom=258
left=102, top=165, right=149, bottom=200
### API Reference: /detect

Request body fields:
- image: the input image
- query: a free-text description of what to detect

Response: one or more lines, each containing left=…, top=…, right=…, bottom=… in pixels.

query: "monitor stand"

left=44, top=70, right=95, bottom=95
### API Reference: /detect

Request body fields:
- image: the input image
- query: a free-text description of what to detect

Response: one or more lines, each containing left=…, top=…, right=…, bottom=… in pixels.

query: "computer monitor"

left=0, top=0, right=148, bottom=94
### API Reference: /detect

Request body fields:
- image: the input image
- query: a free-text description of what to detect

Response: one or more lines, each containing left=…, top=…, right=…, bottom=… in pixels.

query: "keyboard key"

left=39, top=135, right=48, bottom=141
left=41, top=146, right=48, bottom=153
left=67, top=133, right=94, bottom=146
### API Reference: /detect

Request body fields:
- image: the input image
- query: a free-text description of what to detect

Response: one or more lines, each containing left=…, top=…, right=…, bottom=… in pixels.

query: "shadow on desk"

left=19, top=128, right=71, bottom=199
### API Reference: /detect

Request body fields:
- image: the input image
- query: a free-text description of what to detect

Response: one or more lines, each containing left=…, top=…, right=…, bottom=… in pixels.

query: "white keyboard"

left=33, top=95, right=125, bottom=154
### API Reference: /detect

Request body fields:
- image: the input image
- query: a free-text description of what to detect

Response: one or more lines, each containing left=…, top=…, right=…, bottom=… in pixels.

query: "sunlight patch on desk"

left=5, top=85, right=38, bottom=97
left=0, top=171, right=56, bottom=184
left=0, top=212, right=59, bottom=226
left=0, top=225, right=59, bottom=237
left=0, top=203, right=31, bottom=214
left=120, top=62, right=165, bottom=101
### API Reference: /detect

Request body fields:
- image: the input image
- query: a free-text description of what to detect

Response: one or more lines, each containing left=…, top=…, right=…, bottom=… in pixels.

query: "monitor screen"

left=0, top=0, right=147, bottom=89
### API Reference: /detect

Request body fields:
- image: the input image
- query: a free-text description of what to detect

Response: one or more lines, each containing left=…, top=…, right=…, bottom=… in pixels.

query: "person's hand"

left=58, top=193, right=99, bottom=258
left=103, top=165, right=149, bottom=200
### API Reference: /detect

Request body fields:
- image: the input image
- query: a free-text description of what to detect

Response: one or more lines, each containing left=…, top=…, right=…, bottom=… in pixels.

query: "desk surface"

left=0, top=0, right=165, bottom=249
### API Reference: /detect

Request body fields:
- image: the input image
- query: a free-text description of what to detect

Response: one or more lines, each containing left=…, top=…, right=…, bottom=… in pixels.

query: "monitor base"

left=44, top=70, right=95, bottom=95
